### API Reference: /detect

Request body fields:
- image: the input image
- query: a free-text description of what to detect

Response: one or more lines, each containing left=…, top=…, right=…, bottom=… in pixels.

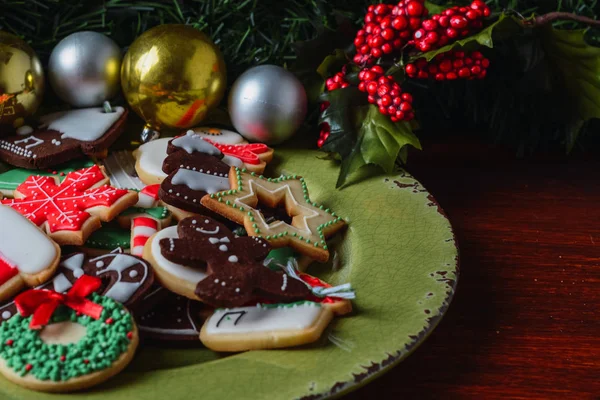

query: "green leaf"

left=319, top=88, right=421, bottom=188
left=316, top=49, right=348, bottom=80
left=540, top=27, right=600, bottom=151
left=411, top=14, right=522, bottom=62
left=424, top=1, right=453, bottom=15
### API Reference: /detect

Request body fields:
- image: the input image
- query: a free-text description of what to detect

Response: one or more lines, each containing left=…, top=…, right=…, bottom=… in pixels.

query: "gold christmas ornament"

left=121, top=24, right=226, bottom=141
left=0, top=32, right=45, bottom=130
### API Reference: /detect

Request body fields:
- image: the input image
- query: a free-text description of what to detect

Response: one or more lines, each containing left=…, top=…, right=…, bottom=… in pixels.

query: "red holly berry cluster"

left=358, top=66, right=414, bottom=122
left=317, top=101, right=331, bottom=148
left=413, top=0, right=490, bottom=52
left=405, top=50, right=490, bottom=80
left=325, top=71, right=350, bottom=91
left=353, top=1, right=428, bottom=66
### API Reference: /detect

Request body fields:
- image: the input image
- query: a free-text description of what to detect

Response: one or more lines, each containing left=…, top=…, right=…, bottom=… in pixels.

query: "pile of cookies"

left=0, top=111, right=352, bottom=392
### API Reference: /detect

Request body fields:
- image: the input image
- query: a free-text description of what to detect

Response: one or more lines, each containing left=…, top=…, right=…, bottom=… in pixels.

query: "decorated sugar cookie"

left=0, top=276, right=138, bottom=392
left=188, top=127, right=246, bottom=145
left=0, top=158, right=95, bottom=197
left=132, top=137, right=170, bottom=185
left=200, top=301, right=333, bottom=352
left=117, top=185, right=172, bottom=256
left=137, top=287, right=207, bottom=341
left=201, top=167, right=346, bottom=262
left=1, top=165, right=138, bottom=246
left=0, top=107, right=128, bottom=169
left=159, top=134, right=230, bottom=217
left=0, top=250, right=154, bottom=325
left=203, top=140, right=274, bottom=174
left=0, top=205, right=61, bottom=302
left=143, top=216, right=312, bottom=308
left=81, top=223, right=131, bottom=255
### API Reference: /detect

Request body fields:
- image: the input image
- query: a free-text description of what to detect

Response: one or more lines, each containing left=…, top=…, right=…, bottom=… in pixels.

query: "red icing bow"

left=14, top=275, right=103, bottom=329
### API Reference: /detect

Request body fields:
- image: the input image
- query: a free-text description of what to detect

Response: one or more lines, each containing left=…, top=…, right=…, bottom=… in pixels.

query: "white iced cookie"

left=132, top=138, right=171, bottom=185
left=189, top=127, right=246, bottom=145
left=0, top=205, right=60, bottom=302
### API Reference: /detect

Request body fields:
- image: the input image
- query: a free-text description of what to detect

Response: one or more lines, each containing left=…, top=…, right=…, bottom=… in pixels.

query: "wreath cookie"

left=0, top=276, right=138, bottom=392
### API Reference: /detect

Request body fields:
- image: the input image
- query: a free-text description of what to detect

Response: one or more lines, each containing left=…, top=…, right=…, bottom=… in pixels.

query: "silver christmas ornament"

left=48, top=31, right=122, bottom=108
left=228, top=65, right=307, bottom=144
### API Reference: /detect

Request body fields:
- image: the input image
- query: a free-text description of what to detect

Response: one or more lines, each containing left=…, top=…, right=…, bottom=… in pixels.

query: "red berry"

left=5, top=339, right=13, bottom=346
left=446, top=28, right=458, bottom=38
left=401, top=93, right=413, bottom=102
left=414, top=29, right=425, bottom=40
left=387, top=105, right=397, bottom=115
left=417, top=70, right=428, bottom=79
left=371, top=47, right=383, bottom=58
left=478, top=69, right=487, bottom=78
left=393, top=97, right=402, bottom=106
left=450, top=16, right=468, bottom=28
left=372, top=35, right=384, bottom=47
left=25, top=364, right=32, bottom=372
left=84, top=359, right=89, bottom=364
left=390, top=89, right=399, bottom=97
left=446, top=72, right=458, bottom=80
left=409, top=17, right=422, bottom=30
left=407, top=1, right=424, bottom=16
left=382, top=43, right=393, bottom=54
left=481, top=58, right=490, bottom=68
left=438, top=16, right=449, bottom=27
left=435, top=73, right=445, bottom=81
left=379, top=106, right=388, bottom=115
left=381, top=95, right=392, bottom=106
left=378, top=76, right=388, bottom=85
left=395, top=110, right=405, bottom=119
left=392, top=16, right=408, bottom=30
left=371, top=65, right=384, bottom=74
left=425, top=32, right=439, bottom=44
left=60, top=355, right=66, bottom=362
left=453, top=59, right=464, bottom=68
left=471, top=65, right=482, bottom=74
left=439, top=59, right=452, bottom=72
left=422, top=19, right=438, bottom=31
left=418, top=42, right=431, bottom=52
left=105, top=317, right=114, bottom=325
left=366, top=81, right=378, bottom=95
left=472, top=51, right=483, bottom=59
left=458, top=67, right=471, bottom=78
left=374, top=4, right=388, bottom=15
left=444, top=8, right=456, bottom=16
left=466, top=10, right=479, bottom=20
left=127, top=331, right=133, bottom=339
left=368, top=95, right=376, bottom=103
left=317, top=139, right=324, bottom=148
left=400, top=102, right=412, bottom=111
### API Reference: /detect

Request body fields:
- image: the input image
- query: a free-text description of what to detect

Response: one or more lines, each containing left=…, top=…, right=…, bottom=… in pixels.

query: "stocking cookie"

left=159, top=134, right=230, bottom=217
left=0, top=107, right=128, bottom=169
left=117, top=185, right=172, bottom=256
left=0, top=277, right=138, bottom=392
left=0, top=205, right=60, bottom=302
left=143, top=216, right=312, bottom=308
left=199, top=301, right=333, bottom=351
left=1, top=165, right=138, bottom=246
left=0, top=158, right=95, bottom=197
left=0, top=250, right=153, bottom=325
left=201, top=167, right=346, bottom=262
left=132, top=137, right=171, bottom=185
left=137, top=287, right=207, bottom=341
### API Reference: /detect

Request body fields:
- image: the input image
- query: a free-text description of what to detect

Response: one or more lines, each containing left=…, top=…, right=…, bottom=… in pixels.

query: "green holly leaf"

left=424, top=1, right=453, bottom=15
left=316, top=49, right=349, bottom=80
left=319, top=88, right=421, bottom=188
left=411, top=14, right=522, bottom=62
left=541, top=27, right=600, bottom=151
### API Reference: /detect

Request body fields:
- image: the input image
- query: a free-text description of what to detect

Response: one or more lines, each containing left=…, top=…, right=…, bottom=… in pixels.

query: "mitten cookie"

left=201, top=167, right=346, bottom=262
left=0, top=250, right=154, bottom=324
left=0, top=205, right=60, bottom=302
left=137, top=286, right=207, bottom=341
left=0, top=107, right=128, bottom=169
left=199, top=301, right=333, bottom=352
left=0, top=276, right=138, bottom=392
left=0, top=165, right=138, bottom=246
left=143, top=216, right=312, bottom=308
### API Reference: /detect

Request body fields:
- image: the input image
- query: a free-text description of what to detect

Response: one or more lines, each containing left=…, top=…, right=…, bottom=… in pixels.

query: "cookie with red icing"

left=0, top=107, right=128, bottom=169
left=0, top=165, right=138, bottom=246
left=143, top=216, right=312, bottom=308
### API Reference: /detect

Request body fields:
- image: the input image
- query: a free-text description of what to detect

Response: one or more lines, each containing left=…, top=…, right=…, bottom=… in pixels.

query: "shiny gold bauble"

left=121, top=24, right=226, bottom=134
left=0, top=32, right=45, bottom=129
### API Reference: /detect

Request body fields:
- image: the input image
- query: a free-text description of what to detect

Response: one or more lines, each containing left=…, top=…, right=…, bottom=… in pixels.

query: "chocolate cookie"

left=158, top=131, right=231, bottom=215
left=0, top=107, right=128, bottom=169
left=154, top=216, right=312, bottom=308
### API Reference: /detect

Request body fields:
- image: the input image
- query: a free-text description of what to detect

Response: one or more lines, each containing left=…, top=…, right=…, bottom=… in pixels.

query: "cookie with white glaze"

left=0, top=205, right=61, bottom=302
left=142, top=216, right=311, bottom=308
left=0, top=107, right=128, bottom=169
left=132, top=137, right=171, bottom=185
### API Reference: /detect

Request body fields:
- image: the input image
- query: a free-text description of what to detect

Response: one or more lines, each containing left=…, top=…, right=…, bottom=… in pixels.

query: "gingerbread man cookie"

left=0, top=276, right=138, bottom=392
left=0, top=205, right=61, bottom=302
left=143, top=216, right=311, bottom=308
left=201, top=167, right=346, bottom=262
left=1, top=165, right=139, bottom=246
left=0, top=107, right=128, bottom=169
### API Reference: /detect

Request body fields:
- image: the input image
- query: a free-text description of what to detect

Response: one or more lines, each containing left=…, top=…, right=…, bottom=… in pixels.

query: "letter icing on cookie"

left=1, top=165, right=136, bottom=245
left=201, top=168, right=346, bottom=262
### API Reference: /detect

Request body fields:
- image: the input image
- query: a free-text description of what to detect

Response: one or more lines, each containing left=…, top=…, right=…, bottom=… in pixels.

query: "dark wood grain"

left=346, top=138, right=600, bottom=400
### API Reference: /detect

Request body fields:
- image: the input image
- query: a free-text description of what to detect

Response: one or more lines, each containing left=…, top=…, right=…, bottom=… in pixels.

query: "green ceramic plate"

left=0, top=149, right=458, bottom=400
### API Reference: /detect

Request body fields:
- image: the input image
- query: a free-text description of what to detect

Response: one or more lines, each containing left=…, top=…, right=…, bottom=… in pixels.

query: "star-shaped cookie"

left=201, top=167, right=345, bottom=262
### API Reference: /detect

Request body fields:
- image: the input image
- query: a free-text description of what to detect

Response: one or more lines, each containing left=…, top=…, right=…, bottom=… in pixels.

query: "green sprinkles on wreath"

left=0, top=293, right=133, bottom=382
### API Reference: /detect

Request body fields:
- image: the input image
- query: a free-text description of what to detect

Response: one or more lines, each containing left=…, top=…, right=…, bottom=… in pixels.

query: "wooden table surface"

left=346, top=138, right=600, bottom=399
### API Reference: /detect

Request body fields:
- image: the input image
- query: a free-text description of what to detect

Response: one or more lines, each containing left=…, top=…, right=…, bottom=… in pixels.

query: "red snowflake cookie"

left=1, top=165, right=138, bottom=245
